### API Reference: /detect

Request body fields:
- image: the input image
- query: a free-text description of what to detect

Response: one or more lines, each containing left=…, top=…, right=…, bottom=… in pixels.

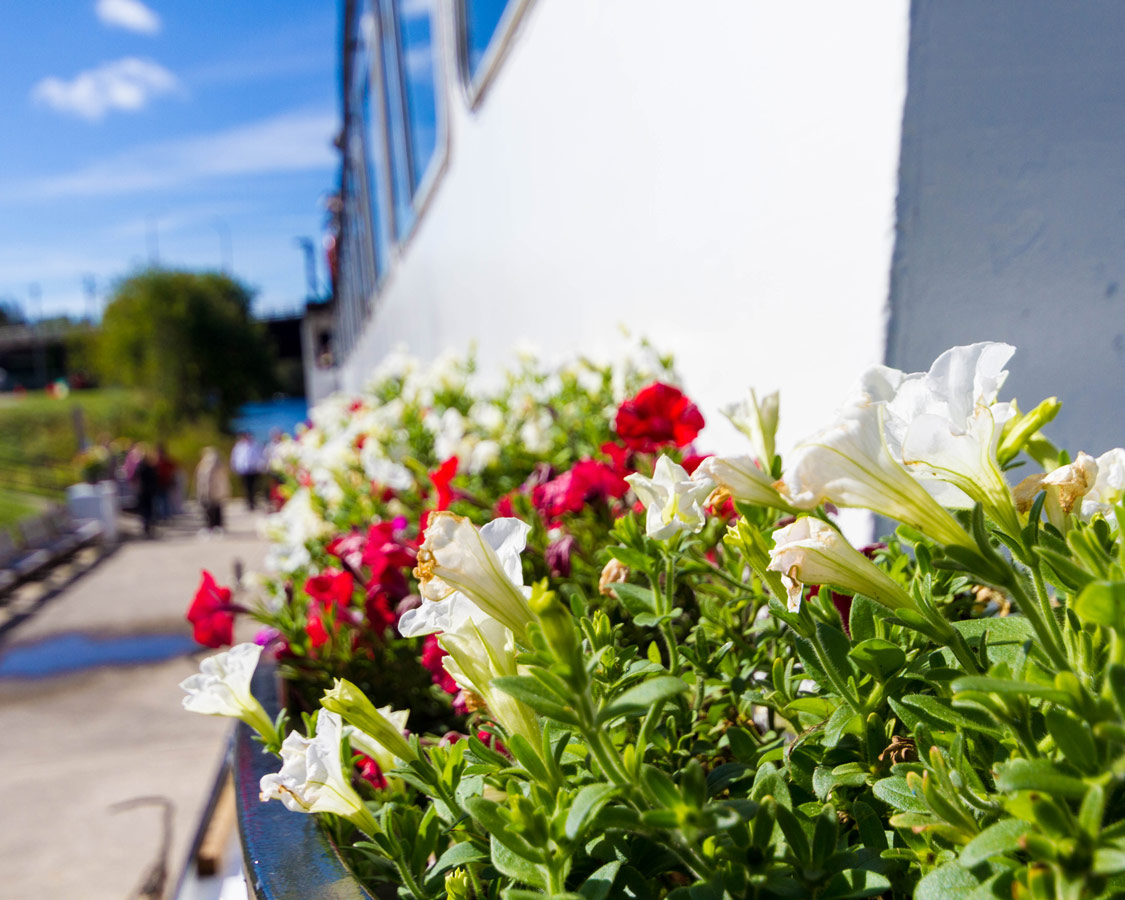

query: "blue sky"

left=0, top=0, right=339, bottom=319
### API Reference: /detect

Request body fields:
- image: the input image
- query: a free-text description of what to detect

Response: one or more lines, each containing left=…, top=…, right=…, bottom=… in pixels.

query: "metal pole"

left=215, top=220, right=233, bottom=273
left=147, top=214, right=160, bottom=267
left=83, top=275, right=97, bottom=323
left=295, top=237, right=318, bottom=301
left=29, top=282, right=46, bottom=389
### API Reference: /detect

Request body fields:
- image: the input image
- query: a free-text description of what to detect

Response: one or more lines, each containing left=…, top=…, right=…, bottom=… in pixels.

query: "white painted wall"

left=341, top=0, right=910, bottom=455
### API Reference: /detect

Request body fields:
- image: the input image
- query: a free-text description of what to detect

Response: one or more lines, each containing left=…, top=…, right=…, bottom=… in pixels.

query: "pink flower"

left=532, top=459, right=629, bottom=522
left=545, top=535, right=577, bottom=578
left=355, top=752, right=387, bottom=789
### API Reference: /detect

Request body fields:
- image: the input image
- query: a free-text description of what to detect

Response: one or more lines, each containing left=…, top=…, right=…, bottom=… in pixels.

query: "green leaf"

left=1044, top=708, right=1098, bottom=772
left=959, top=819, right=1030, bottom=867
left=951, top=676, right=1069, bottom=704
left=849, top=596, right=878, bottom=644
left=1034, top=546, right=1095, bottom=592
left=427, top=840, right=489, bottom=879
left=813, top=766, right=860, bottom=801
left=849, top=638, right=906, bottom=680
left=994, top=758, right=1089, bottom=798
left=1074, top=581, right=1125, bottom=630
left=890, top=694, right=1004, bottom=738
left=599, top=675, right=689, bottom=723
left=611, top=582, right=657, bottom=617
left=490, top=834, right=546, bottom=890
left=851, top=799, right=887, bottom=851
left=823, top=704, right=861, bottom=748
left=915, top=862, right=985, bottom=900
left=564, top=784, right=618, bottom=841
left=773, top=803, right=811, bottom=864
left=578, top=860, right=624, bottom=900
left=506, top=734, right=552, bottom=784
left=817, top=621, right=857, bottom=684
left=492, top=676, right=580, bottom=725
left=607, top=546, right=651, bottom=571
left=872, top=775, right=929, bottom=814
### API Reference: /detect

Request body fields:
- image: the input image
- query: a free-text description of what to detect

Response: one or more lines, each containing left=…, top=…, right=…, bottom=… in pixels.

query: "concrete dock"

left=0, top=505, right=268, bottom=900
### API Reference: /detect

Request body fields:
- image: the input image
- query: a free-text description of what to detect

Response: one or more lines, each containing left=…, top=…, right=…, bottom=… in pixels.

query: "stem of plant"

left=1007, top=574, right=1069, bottom=670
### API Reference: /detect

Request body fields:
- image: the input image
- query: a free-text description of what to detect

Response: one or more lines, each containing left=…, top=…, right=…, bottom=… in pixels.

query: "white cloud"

left=95, top=0, right=161, bottom=35
left=31, top=57, right=180, bottom=121
left=13, top=108, right=337, bottom=199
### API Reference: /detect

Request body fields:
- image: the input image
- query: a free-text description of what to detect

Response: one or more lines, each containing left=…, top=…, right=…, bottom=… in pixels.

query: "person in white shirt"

left=230, top=433, right=266, bottom=510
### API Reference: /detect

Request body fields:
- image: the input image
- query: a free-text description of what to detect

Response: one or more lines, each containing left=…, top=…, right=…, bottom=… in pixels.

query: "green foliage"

left=94, top=268, right=275, bottom=425
left=0, top=387, right=231, bottom=493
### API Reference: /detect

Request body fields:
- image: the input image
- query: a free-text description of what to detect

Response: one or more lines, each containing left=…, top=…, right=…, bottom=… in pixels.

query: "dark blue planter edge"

left=233, top=661, right=380, bottom=900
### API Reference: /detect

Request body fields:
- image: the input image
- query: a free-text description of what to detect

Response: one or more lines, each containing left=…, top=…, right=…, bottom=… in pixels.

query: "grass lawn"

left=0, top=487, right=44, bottom=533
left=0, top=388, right=232, bottom=494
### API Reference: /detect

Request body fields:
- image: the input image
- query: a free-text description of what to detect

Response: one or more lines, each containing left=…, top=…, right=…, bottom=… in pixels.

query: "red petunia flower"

left=431, top=456, right=459, bottom=511
left=680, top=453, right=710, bottom=475
left=361, top=522, right=416, bottom=578
left=614, top=382, right=704, bottom=453
left=186, top=570, right=235, bottom=648
left=304, top=569, right=355, bottom=611
left=421, top=634, right=459, bottom=695
left=494, top=492, right=517, bottom=518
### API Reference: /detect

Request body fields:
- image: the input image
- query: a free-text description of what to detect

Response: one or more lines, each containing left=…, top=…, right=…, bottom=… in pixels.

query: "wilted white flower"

left=1080, top=448, right=1125, bottom=524
left=627, top=455, right=714, bottom=541
left=259, top=710, right=379, bottom=835
left=1014, top=451, right=1098, bottom=531
left=722, top=388, right=779, bottom=467
left=779, top=402, right=973, bottom=549
left=180, top=643, right=276, bottom=743
left=767, top=518, right=913, bottom=613
left=693, top=455, right=783, bottom=509
left=410, top=513, right=533, bottom=639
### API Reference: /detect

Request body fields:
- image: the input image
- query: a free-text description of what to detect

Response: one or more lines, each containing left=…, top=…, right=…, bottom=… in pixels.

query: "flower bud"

left=599, top=559, right=629, bottom=598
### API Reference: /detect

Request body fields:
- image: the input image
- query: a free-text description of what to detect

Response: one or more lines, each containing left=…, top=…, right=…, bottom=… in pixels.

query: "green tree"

left=95, top=268, right=276, bottom=426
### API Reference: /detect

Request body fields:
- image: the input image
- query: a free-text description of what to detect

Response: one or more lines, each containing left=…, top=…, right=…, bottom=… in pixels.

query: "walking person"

left=194, top=447, right=230, bottom=535
left=135, top=444, right=160, bottom=538
left=230, top=432, right=266, bottom=510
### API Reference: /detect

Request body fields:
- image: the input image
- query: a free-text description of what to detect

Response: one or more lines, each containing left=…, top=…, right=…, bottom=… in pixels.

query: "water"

left=0, top=631, right=199, bottom=679
left=232, top=396, right=309, bottom=443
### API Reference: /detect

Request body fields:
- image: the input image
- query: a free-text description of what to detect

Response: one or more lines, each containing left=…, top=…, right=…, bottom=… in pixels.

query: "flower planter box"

left=232, top=663, right=388, bottom=900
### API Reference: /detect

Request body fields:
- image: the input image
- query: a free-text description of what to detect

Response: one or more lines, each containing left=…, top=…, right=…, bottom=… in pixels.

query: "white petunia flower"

left=767, top=518, right=913, bottom=613
left=778, top=402, right=973, bottom=549
left=885, top=342, right=1019, bottom=533
left=259, top=711, right=378, bottom=835
left=409, top=513, right=533, bottom=639
left=441, top=614, right=542, bottom=746
left=693, top=455, right=784, bottom=509
left=180, top=643, right=276, bottom=742
left=721, top=388, right=779, bottom=467
left=627, top=455, right=714, bottom=541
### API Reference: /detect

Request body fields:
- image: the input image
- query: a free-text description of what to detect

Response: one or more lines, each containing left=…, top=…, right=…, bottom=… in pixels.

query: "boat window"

left=355, top=3, right=391, bottom=281
left=462, top=0, right=512, bottom=81
left=377, top=0, right=443, bottom=239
